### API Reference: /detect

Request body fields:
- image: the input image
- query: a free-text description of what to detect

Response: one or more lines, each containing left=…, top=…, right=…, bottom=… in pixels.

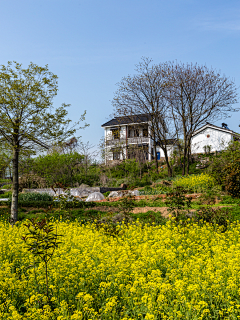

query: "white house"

left=191, top=123, right=240, bottom=154
left=102, top=114, right=177, bottom=163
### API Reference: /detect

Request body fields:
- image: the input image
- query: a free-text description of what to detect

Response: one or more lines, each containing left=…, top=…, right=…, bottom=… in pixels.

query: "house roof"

left=192, top=123, right=240, bottom=137
left=102, top=114, right=151, bottom=127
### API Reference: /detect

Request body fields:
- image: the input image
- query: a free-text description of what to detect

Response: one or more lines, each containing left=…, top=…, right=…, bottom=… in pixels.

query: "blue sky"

left=1, top=0, right=240, bottom=153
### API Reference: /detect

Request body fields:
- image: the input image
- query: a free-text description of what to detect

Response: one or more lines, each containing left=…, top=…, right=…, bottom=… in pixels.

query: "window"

left=134, top=129, right=139, bottom=137
left=112, top=129, right=120, bottom=140
left=143, top=128, right=148, bottom=137
left=113, top=152, right=120, bottom=160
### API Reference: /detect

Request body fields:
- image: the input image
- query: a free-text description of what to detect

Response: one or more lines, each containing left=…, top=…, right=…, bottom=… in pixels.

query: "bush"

left=208, top=141, right=240, bottom=187
left=131, top=211, right=167, bottom=225
left=193, top=207, right=232, bottom=232
left=103, top=191, right=110, bottom=197
left=1, top=184, right=12, bottom=189
left=0, top=179, right=11, bottom=185
left=0, top=191, right=12, bottom=199
left=221, top=195, right=240, bottom=204
left=223, top=160, right=240, bottom=197
left=19, top=192, right=53, bottom=202
left=139, top=184, right=172, bottom=195
left=173, top=173, right=215, bottom=192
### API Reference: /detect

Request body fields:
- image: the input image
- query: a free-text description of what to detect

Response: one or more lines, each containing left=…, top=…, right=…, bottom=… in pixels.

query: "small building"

left=191, top=123, right=240, bottom=154
left=101, top=114, right=177, bottom=163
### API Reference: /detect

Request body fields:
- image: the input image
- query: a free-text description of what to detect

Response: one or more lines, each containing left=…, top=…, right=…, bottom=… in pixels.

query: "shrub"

left=208, top=141, right=240, bottom=187
left=221, top=195, right=240, bottom=205
left=139, top=184, right=172, bottom=195
left=1, top=184, right=12, bottom=189
left=0, top=191, right=12, bottom=199
left=193, top=207, right=232, bottom=232
left=103, top=191, right=110, bottom=197
left=173, top=173, right=215, bottom=192
left=19, top=192, right=53, bottom=202
left=223, top=160, right=240, bottom=197
left=165, top=187, right=192, bottom=226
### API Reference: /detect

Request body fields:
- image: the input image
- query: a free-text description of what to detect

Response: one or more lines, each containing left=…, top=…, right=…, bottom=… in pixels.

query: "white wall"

left=156, top=145, right=176, bottom=159
left=191, top=127, right=232, bottom=154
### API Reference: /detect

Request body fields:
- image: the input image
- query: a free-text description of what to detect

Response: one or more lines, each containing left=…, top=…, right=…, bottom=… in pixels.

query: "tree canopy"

left=0, top=61, right=88, bottom=223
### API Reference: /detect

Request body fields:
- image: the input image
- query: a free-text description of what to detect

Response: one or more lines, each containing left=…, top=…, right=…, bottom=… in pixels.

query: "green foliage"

left=101, top=160, right=159, bottom=188
left=1, top=184, right=12, bottom=189
left=0, top=178, right=11, bottom=184
left=223, top=160, right=240, bottom=197
left=7, top=199, right=96, bottom=209
left=53, top=190, right=81, bottom=211
left=173, top=173, right=215, bottom=192
left=118, top=195, right=135, bottom=219
left=19, top=192, right=53, bottom=202
left=221, top=195, right=240, bottom=205
left=0, top=61, right=89, bottom=222
left=131, top=211, right=167, bottom=225
left=173, top=161, right=202, bottom=176
left=208, top=141, right=240, bottom=187
left=196, top=190, right=220, bottom=205
left=166, top=187, right=192, bottom=226
left=193, top=207, right=232, bottom=232
left=22, top=218, right=62, bottom=301
left=0, top=191, right=12, bottom=198
left=21, top=152, right=84, bottom=187
left=139, top=184, right=172, bottom=195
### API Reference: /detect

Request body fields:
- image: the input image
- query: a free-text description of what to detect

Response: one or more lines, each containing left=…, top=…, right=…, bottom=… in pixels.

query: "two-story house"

left=101, top=114, right=177, bottom=163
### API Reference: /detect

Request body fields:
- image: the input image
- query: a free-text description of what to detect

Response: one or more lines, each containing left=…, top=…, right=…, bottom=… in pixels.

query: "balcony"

left=106, top=138, right=126, bottom=146
left=106, top=136, right=149, bottom=146
left=127, top=137, right=149, bottom=144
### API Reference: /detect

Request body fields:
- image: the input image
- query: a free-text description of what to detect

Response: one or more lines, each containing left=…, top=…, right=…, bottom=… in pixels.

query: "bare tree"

left=78, top=142, right=98, bottom=181
left=164, top=62, right=238, bottom=174
left=112, top=58, right=176, bottom=176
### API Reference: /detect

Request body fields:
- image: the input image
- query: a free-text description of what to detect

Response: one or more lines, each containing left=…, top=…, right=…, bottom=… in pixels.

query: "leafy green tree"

left=0, top=61, right=88, bottom=223
left=33, top=151, right=84, bottom=187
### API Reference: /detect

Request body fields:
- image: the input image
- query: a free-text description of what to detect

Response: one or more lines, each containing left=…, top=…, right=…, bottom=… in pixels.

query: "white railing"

left=127, top=137, right=149, bottom=144
left=106, top=136, right=149, bottom=146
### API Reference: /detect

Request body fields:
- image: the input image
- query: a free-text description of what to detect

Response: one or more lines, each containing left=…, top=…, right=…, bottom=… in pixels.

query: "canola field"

left=1, top=220, right=240, bottom=319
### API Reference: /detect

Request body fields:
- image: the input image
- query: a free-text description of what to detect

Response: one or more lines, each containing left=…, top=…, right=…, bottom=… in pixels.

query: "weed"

left=22, top=218, right=62, bottom=303
left=165, top=187, right=192, bottom=226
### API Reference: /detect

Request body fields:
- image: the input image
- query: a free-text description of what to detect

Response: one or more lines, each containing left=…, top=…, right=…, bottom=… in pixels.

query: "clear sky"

left=1, top=0, right=240, bottom=153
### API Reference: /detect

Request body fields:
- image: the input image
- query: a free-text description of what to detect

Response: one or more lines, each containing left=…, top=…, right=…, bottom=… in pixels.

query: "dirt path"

left=88, top=205, right=234, bottom=219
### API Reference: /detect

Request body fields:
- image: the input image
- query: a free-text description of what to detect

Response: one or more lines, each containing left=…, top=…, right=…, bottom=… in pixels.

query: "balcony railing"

left=127, top=137, right=149, bottom=144
left=106, top=136, right=149, bottom=146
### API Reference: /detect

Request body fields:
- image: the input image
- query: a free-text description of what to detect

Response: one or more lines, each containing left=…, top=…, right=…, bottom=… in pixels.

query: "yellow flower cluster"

left=1, top=220, right=240, bottom=319
left=173, top=173, right=215, bottom=192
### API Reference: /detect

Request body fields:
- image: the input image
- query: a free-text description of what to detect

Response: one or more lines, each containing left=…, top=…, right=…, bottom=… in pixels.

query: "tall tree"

left=164, top=62, right=238, bottom=174
left=0, top=61, right=88, bottom=223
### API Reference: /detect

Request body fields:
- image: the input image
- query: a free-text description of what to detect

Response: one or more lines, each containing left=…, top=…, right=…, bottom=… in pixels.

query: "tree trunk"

left=186, top=139, right=192, bottom=175
left=163, top=149, right=172, bottom=177
left=182, top=148, right=186, bottom=175
left=186, top=148, right=190, bottom=175
left=153, top=138, right=158, bottom=171
left=11, top=146, right=19, bottom=224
